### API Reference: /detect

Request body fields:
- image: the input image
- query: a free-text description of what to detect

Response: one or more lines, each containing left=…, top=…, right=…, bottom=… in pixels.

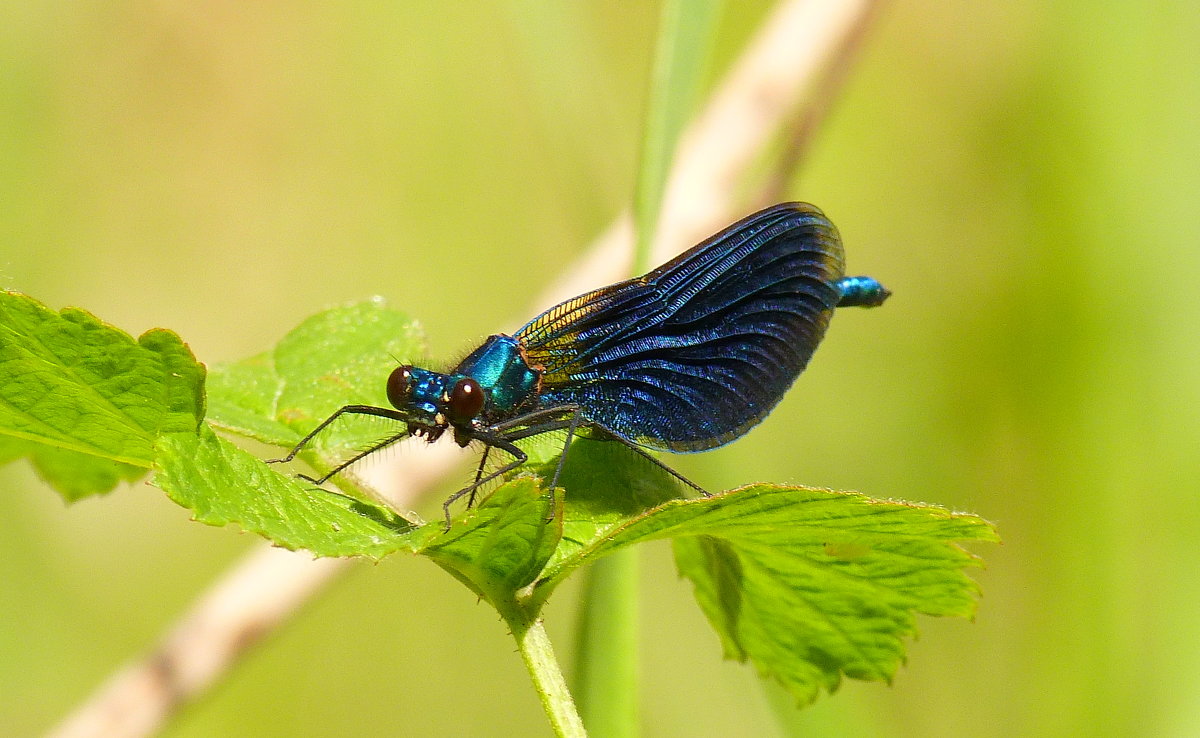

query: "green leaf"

left=0, top=291, right=205, bottom=499
left=206, top=297, right=424, bottom=455
left=533, top=483, right=997, bottom=705
left=0, top=435, right=146, bottom=501
left=155, top=425, right=417, bottom=559
left=202, top=352, right=295, bottom=446
left=150, top=299, right=427, bottom=561
left=127, top=294, right=993, bottom=719
left=415, top=476, right=560, bottom=604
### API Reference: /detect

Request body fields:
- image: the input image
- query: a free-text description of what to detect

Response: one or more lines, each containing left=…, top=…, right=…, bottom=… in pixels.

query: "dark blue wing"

left=516, top=202, right=845, bottom=452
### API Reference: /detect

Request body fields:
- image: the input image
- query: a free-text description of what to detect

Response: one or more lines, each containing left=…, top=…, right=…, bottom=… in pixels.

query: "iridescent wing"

left=515, top=202, right=846, bottom=452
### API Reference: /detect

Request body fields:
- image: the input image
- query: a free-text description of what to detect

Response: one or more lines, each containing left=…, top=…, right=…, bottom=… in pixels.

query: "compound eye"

left=386, top=366, right=414, bottom=409
left=446, top=377, right=484, bottom=422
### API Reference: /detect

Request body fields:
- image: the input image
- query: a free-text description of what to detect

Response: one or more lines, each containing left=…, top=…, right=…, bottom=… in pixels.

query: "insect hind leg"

left=596, top=431, right=711, bottom=498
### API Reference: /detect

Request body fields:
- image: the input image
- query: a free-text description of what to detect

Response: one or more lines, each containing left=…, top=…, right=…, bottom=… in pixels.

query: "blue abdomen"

left=836, top=276, right=891, bottom=307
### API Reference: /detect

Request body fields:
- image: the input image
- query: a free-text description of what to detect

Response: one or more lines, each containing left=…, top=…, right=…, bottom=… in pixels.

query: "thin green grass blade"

left=575, top=2, right=724, bottom=735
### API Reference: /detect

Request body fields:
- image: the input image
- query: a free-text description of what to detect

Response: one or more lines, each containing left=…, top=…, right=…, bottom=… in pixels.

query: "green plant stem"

left=573, top=550, right=640, bottom=737
left=500, top=599, right=588, bottom=738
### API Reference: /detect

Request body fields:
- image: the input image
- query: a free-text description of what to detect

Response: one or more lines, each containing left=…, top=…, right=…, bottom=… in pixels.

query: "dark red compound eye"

left=446, top=377, right=484, bottom=422
left=386, top=366, right=414, bottom=409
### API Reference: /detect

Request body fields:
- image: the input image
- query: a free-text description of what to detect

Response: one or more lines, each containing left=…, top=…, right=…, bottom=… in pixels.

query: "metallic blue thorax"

left=452, top=335, right=540, bottom=417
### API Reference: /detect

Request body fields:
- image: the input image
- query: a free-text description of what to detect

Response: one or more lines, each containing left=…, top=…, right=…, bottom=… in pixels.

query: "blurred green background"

left=2, top=2, right=1197, bottom=736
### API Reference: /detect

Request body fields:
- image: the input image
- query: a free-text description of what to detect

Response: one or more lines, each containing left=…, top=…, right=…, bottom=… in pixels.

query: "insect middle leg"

left=441, top=433, right=528, bottom=531
left=467, top=445, right=491, bottom=507
left=441, top=406, right=582, bottom=529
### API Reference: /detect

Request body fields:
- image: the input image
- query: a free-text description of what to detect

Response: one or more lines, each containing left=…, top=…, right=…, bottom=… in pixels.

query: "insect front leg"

left=269, top=404, right=413, bottom=490
left=267, top=404, right=410, bottom=464
left=298, top=430, right=410, bottom=486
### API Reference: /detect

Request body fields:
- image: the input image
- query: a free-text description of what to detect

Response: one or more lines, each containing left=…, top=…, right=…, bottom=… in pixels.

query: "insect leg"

left=549, top=408, right=583, bottom=492
left=268, top=404, right=409, bottom=464
left=498, top=408, right=705, bottom=496
left=592, top=430, right=711, bottom=498
left=298, top=429, right=410, bottom=486
left=452, top=406, right=579, bottom=507
left=468, top=445, right=491, bottom=507
left=486, top=404, right=582, bottom=433
left=442, top=433, right=528, bottom=531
